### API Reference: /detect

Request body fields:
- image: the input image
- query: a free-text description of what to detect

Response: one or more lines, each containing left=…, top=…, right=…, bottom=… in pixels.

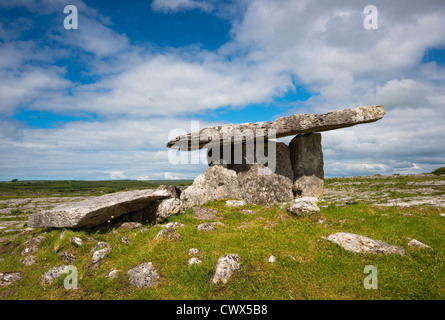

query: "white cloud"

left=108, top=171, right=126, bottom=180
left=151, top=0, right=214, bottom=13
left=1, top=0, right=445, bottom=179
left=164, top=172, right=180, bottom=179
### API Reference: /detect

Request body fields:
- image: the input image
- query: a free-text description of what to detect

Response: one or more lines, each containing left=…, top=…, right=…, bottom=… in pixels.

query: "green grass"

left=0, top=180, right=193, bottom=198
left=1, top=200, right=443, bottom=300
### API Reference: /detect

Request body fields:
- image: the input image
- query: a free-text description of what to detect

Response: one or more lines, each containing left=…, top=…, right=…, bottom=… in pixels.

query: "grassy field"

left=0, top=181, right=443, bottom=300
left=0, top=180, right=193, bottom=198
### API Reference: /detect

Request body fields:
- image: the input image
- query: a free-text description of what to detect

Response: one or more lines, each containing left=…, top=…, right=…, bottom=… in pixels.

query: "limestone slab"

left=28, top=188, right=172, bottom=228
left=167, top=105, right=385, bottom=150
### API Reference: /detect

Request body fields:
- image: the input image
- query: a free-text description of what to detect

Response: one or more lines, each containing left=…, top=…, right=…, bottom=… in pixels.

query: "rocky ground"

left=1, top=173, right=444, bottom=235
left=322, top=173, right=445, bottom=208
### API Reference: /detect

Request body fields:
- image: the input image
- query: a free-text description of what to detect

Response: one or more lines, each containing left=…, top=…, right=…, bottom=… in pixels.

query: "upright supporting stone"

left=289, top=133, right=324, bottom=199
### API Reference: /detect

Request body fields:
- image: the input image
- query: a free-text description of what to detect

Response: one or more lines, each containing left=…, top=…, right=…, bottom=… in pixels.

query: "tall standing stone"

left=289, top=133, right=324, bottom=199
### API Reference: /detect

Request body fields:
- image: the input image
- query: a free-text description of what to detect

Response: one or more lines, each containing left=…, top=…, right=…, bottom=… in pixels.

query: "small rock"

left=211, top=221, right=226, bottom=227
left=127, top=262, right=159, bottom=288
left=40, top=265, right=69, bottom=285
left=121, top=236, right=130, bottom=244
left=92, top=247, right=112, bottom=269
left=188, top=248, right=200, bottom=256
left=188, top=257, right=202, bottom=266
left=91, top=241, right=111, bottom=252
left=163, top=221, right=185, bottom=229
left=116, top=222, right=143, bottom=230
left=325, top=232, right=408, bottom=256
left=268, top=255, right=276, bottom=263
left=70, top=237, right=84, bottom=246
left=154, top=227, right=180, bottom=240
left=59, top=251, right=76, bottom=263
left=407, top=238, right=434, bottom=251
left=197, top=223, right=215, bottom=232
left=287, top=197, right=320, bottom=216
left=21, top=244, right=39, bottom=257
left=225, top=200, right=246, bottom=207
left=20, top=255, right=36, bottom=266
left=0, top=272, right=23, bottom=286
left=241, top=209, right=257, bottom=215
left=439, top=213, right=445, bottom=217
left=107, top=269, right=119, bottom=278
left=211, top=253, right=242, bottom=285
left=193, top=207, right=219, bottom=220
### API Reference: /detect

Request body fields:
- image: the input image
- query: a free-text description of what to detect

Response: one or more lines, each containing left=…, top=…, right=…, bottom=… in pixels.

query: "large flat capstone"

left=28, top=187, right=175, bottom=228
left=167, top=105, right=385, bottom=150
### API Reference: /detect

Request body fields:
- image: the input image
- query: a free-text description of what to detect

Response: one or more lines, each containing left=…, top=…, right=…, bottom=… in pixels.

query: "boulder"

left=325, top=232, right=408, bottom=256
left=211, top=253, right=242, bottom=285
left=287, top=197, right=320, bottom=216
left=154, top=198, right=184, bottom=223
left=181, top=164, right=293, bottom=207
left=127, top=262, right=159, bottom=288
left=28, top=186, right=177, bottom=229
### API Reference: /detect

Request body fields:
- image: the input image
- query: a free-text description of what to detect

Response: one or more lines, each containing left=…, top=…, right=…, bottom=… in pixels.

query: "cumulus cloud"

left=1, top=0, right=445, bottom=179
left=151, top=0, right=214, bottom=13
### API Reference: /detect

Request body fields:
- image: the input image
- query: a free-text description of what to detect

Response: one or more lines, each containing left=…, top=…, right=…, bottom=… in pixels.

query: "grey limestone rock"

left=192, top=207, right=219, bottom=220
left=28, top=186, right=176, bottom=229
left=407, top=238, right=433, bottom=251
left=181, top=164, right=293, bottom=208
left=289, top=133, right=324, bottom=199
left=287, top=197, right=320, bottom=216
left=40, top=265, right=69, bottom=285
left=325, top=232, right=408, bottom=256
left=127, top=262, right=159, bottom=288
left=70, top=236, right=84, bottom=246
left=153, top=227, right=181, bottom=240
left=167, top=105, right=385, bottom=150
left=197, top=223, right=215, bottom=232
left=0, top=272, right=23, bottom=286
left=92, top=247, right=112, bottom=269
left=211, top=254, right=242, bottom=285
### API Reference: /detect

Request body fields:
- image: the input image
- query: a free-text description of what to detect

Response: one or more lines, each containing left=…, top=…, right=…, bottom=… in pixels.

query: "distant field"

left=0, top=180, right=194, bottom=198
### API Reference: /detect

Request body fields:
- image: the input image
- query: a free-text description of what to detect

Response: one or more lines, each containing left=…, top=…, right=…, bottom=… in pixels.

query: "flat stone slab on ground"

left=28, top=187, right=173, bottom=228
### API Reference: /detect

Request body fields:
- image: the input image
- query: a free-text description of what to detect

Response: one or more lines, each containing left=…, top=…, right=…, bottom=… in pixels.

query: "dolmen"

left=28, top=105, right=384, bottom=229
left=168, top=105, right=385, bottom=207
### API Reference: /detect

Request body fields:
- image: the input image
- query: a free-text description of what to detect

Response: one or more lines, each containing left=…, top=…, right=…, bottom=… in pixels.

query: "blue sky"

left=1, top=0, right=445, bottom=180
